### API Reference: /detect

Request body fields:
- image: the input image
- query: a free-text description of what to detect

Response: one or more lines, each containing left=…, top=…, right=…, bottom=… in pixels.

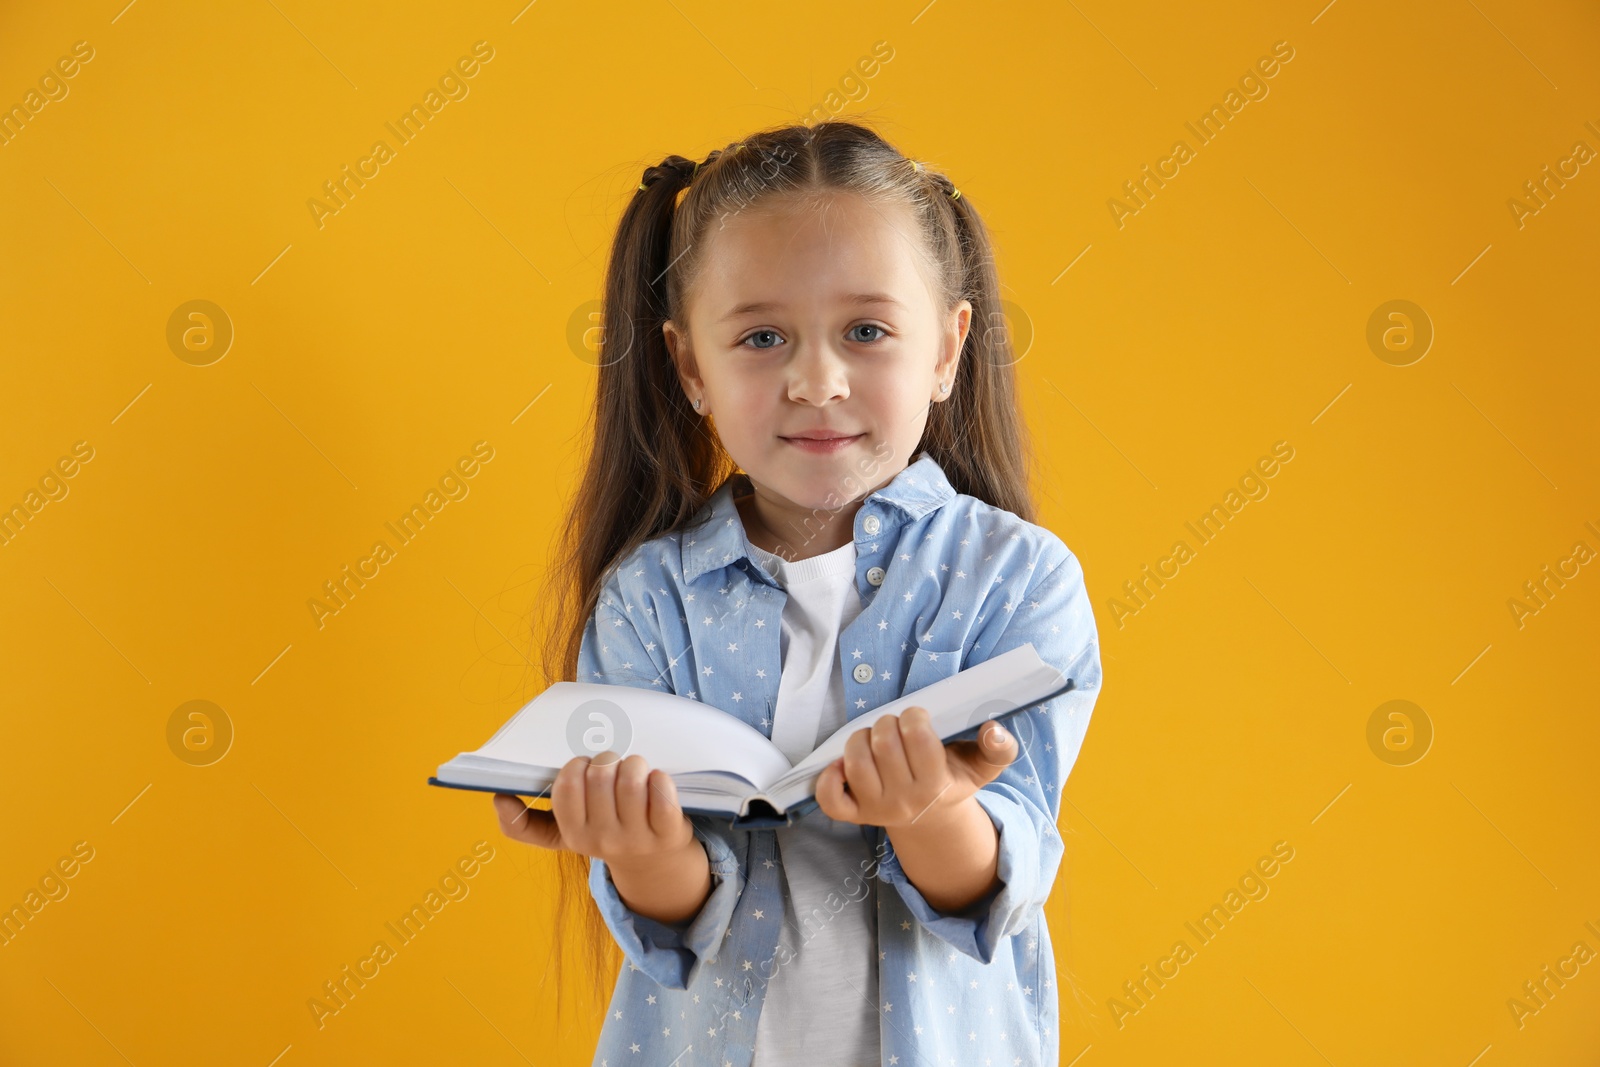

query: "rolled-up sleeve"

left=576, top=563, right=746, bottom=988
left=877, top=539, right=1103, bottom=963
left=588, top=818, right=743, bottom=990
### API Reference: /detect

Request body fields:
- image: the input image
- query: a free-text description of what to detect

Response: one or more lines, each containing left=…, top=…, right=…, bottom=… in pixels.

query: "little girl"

left=494, top=120, right=1102, bottom=1067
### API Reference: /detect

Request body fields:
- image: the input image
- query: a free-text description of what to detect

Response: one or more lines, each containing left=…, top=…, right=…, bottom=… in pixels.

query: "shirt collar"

left=680, top=451, right=957, bottom=585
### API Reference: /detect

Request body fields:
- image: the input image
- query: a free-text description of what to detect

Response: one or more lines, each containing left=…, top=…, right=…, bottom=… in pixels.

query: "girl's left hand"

left=814, top=705, right=1019, bottom=828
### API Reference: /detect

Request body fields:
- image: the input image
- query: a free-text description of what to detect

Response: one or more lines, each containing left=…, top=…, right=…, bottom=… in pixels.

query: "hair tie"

left=950, top=186, right=961, bottom=201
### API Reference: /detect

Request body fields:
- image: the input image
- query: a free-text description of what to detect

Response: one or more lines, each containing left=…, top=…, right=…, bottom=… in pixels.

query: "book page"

left=769, top=643, right=1069, bottom=798
left=469, top=681, right=795, bottom=790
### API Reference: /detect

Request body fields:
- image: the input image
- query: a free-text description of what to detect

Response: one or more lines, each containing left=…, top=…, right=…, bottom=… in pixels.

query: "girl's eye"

left=740, top=329, right=782, bottom=350
left=738, top=324, right=889, bottom=349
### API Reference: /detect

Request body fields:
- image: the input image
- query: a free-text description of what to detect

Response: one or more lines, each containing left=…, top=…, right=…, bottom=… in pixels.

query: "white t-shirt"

left=746, top=538, right=882, bottom=1067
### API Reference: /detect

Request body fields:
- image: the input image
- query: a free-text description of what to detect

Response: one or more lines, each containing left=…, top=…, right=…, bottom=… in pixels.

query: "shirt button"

left=852, top=663, right=874, bottom=683
left=866, top=566, right=885, bottom=586
left=862, top=515, right=881, bottom=535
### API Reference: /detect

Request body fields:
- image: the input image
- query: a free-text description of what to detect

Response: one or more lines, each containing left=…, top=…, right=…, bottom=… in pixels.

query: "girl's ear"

left=664, top=319, right=709, bottom=413
left=933, top=300, right=973, bottom=402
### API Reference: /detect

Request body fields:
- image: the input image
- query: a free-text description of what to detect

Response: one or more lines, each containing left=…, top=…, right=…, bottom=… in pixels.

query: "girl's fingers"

left=815, top=759, right=860, bottom=823
left=585, top=751, right=621, bottom=836
left=972, top=720, right=1019, bottom=778
left=550, top=756, right=588, bottom=843
left=492, top=793, right=563, bottom=850
left=645, top=768, right=686, bottom=840
left=947, top=721, right=1018, bottom=787
left=841, top=725, right=883, bottom=802
left=868, top=713, right=914, bottom=799
left=614, top=754, right=651, bottom=831
left=897, top=706, right=947, bottom=783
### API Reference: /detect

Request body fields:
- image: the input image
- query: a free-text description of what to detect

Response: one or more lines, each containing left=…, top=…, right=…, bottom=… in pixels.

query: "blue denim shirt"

left=580, top=452, right=1103, bottom=1066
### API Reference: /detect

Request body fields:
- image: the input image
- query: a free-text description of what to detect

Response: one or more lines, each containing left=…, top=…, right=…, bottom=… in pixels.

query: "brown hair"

left=530, top=117, right=1040, bottom=1028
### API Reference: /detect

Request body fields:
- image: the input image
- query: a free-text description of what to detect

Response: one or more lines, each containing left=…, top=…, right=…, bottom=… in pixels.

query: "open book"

left=429, top=642, right=1075, bottom=830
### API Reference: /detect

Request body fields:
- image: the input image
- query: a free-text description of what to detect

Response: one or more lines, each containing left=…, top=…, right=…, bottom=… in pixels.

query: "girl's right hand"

left=492, top=751, right=696, bottom=865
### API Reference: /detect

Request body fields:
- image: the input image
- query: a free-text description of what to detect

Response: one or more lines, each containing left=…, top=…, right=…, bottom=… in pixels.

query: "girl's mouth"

left=781, top=433, right=864, bottom=454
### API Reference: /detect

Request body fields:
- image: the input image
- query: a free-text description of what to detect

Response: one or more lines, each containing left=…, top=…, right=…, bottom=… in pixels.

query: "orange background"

left=1, top=1, right=1597, bottom=1064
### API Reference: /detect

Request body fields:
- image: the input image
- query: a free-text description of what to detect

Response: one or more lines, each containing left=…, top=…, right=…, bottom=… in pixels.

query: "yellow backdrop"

left=2, top=1, right=1596, bottom=1063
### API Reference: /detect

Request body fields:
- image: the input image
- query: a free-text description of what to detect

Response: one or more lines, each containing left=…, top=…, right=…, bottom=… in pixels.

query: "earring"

left=940, top=381, right=950, bottom=393
left=693, top=397, right=703, bottom=411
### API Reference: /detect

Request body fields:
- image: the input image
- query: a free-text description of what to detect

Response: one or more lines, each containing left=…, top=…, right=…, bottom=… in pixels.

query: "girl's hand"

left=814, top=706, right=1019, bottom=828
left=492, top=751, right=696, bottom=864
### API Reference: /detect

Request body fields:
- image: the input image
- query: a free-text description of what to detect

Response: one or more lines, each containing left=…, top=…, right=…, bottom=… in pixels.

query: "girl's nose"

left=785, top=343, right=850, bottom=405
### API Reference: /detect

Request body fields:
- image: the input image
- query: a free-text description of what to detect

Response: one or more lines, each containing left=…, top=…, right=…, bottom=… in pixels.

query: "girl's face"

left=663, top=191, right=971, bottom=545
